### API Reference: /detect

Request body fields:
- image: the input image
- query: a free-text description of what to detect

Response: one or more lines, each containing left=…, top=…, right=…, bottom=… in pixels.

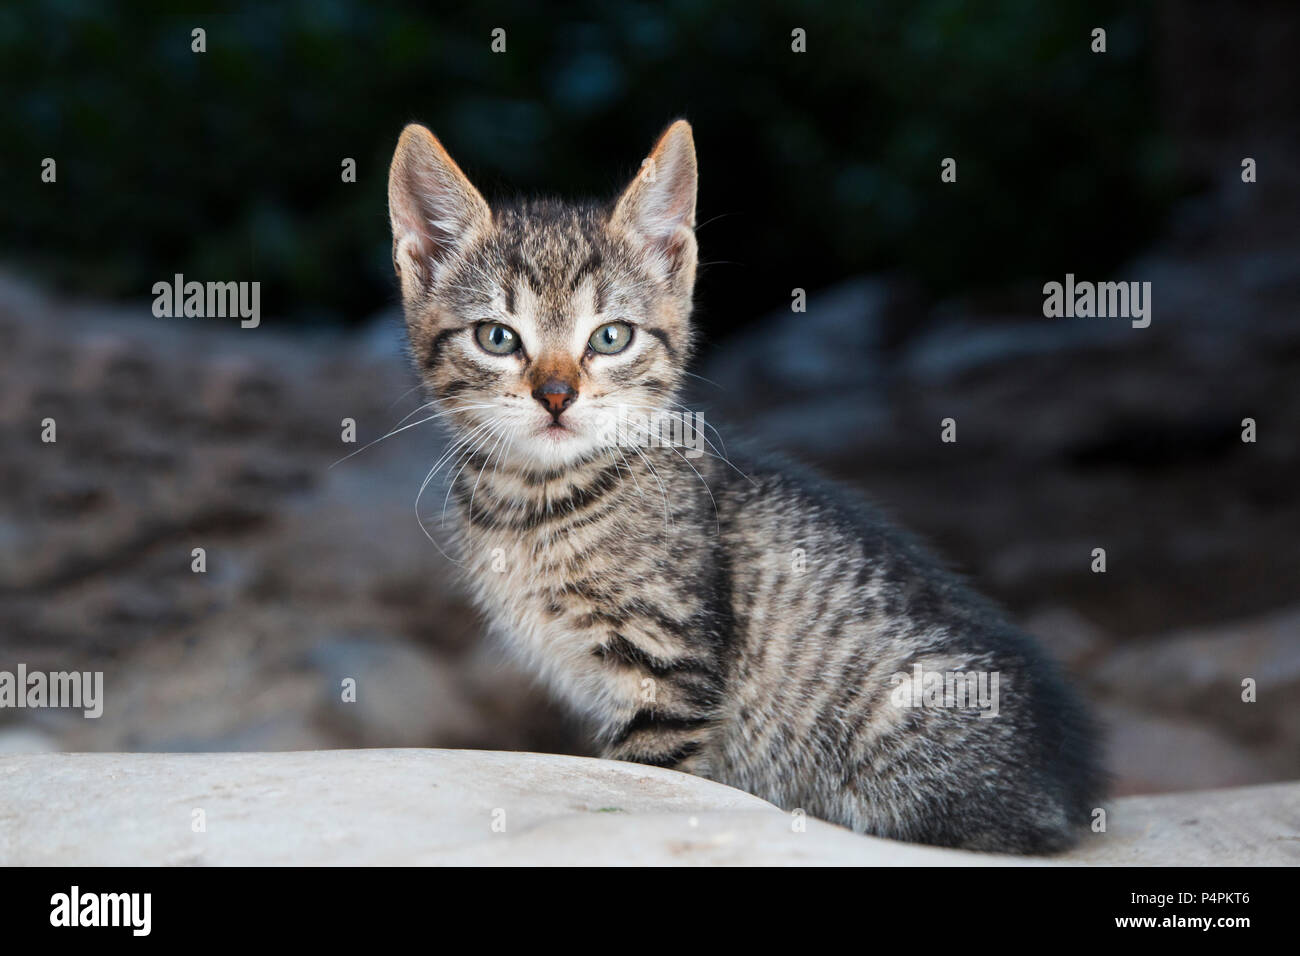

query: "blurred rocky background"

left=1, top=1, right=1297, bottom=796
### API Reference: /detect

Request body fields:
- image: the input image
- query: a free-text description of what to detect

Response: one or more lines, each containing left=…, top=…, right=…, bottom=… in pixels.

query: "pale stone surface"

left=2, top=750, right=1295, bottom=865
left=1065, top=779, right=1300, bottom=866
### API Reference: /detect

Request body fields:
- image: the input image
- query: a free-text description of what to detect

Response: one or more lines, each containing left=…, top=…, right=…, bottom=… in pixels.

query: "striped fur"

left=387, top=120, right=1103, bottom=853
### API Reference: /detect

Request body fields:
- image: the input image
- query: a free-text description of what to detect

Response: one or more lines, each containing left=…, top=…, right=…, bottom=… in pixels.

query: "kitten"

left=386, top=120, right=1103, bottom=853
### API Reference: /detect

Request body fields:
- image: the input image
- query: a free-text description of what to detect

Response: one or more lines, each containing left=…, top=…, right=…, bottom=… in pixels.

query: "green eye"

left=475, top=323, right=520, bottom=355
left=588, top=322, right=633, bottom=355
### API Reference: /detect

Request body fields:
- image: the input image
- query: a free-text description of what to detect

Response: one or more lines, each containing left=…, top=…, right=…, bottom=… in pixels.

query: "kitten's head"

left=388, top=120, right=698, bottom=472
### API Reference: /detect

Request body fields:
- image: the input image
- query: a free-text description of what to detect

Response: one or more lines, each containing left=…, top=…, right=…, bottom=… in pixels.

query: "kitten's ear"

left=387, top=124, right=491, bottom=300
left=611, top=119, right=698, bottom=289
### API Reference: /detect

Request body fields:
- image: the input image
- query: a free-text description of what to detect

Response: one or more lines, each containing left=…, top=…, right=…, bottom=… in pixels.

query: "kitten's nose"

left=532, top=379, right=577, bottom=417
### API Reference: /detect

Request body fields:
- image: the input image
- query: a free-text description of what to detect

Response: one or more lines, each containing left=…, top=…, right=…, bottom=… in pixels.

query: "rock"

left=1066, top=779, right=1300, bottom=866
left=1098, top=704, right=1283, bottom=796
left=1091, top=607, right=1300, bottom=781
left=0, top=726, right=59, bottom=753
left=308, top=635, right=482, bottom=748
left=701, top=278, right=897, bottom=393
left=1019, top=605, right=1111, bottom=671
left=694, top=278, right=901, bottom=462
left=2, top=750, right=1294, bottom=865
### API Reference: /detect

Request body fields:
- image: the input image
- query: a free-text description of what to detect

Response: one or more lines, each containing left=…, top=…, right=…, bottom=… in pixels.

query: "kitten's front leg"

left=600, top=709, right=717, bottom=776
left=592, top=636, right=723, bottom=777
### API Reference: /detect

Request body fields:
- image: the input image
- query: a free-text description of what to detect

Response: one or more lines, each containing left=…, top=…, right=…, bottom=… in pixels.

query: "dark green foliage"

left=2, top=1, right=1175, bottom=331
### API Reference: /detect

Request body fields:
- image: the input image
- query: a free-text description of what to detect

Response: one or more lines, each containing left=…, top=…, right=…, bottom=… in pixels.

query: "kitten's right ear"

left=387, top=124, right=491, bottom=301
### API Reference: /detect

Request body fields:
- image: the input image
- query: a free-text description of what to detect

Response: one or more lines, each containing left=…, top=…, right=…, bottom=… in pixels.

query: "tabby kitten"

left=386, top=120, right=1103, bottom=853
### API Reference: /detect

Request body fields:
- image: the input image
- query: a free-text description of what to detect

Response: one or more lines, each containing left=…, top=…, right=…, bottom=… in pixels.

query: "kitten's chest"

left=461, top=528, right=637, bottom=722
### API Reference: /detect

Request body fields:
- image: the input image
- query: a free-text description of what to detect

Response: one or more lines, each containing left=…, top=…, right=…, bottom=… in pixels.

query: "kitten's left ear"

left=612, top=119, right=698, bottom=290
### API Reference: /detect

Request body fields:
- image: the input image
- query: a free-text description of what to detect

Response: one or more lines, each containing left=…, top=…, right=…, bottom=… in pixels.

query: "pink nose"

left=533, top=380, right=577, bottom=417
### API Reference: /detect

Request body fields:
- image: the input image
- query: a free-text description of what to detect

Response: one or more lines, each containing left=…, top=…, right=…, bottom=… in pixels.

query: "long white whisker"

left=464, top=425, right=510, bottom=525
left=618, top=419, right=719, bottom=534
left=440, top=424, right=506, bottom=525
left=414, top=420, right=497, bottom=554
left=616, top=402, right=755, bottom=486
left=629, top=444, right=672, bottom=542
left=331, top=401, right=497, bottom=468
left=386, top=382, right=426, bottom=410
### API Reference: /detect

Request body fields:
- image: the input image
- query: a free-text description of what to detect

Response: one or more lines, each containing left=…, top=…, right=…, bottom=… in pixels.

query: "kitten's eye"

left=588, top=322, right=633, bottom=355
left=475, top=323, right=521, bottom=355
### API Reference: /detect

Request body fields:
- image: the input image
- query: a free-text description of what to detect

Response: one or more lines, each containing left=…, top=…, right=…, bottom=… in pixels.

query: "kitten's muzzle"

left=533, top=379, right=578, bottom=419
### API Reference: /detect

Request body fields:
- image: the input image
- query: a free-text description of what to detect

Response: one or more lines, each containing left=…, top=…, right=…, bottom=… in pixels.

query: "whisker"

left=330, top=401, right=496, bottom=468
left=440, top=423, right=506, bottom=525
left=680, top=369, right=726, bottom=391
left=628, top=443, right=673, bottom=543
left=616, top=402, right=755, bottom=486
left=463, top=425, right=511, bottom=525
left=386, top=381, right=427, bottom=410
left=619, top=420, right=720, bottom=534
left=414, top=419, right=497, bottom=558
